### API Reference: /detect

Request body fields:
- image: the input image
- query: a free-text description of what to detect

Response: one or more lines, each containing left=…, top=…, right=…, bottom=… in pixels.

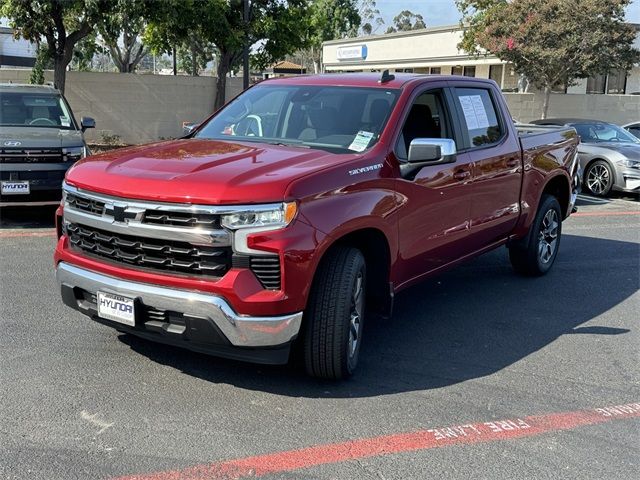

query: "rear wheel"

left=584, top=160, right=613, bottom=197
left=303, top=246, right=366, bottom=380
left=509, top=194, right=562, bottom=276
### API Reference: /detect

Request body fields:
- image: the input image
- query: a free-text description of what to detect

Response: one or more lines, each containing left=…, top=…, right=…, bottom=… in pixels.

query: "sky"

left=375, top=0, right=640, bottom=30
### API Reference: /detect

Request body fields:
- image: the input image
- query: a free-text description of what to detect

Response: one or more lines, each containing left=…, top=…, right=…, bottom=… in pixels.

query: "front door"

left=394, top=88, right=475, bottom=288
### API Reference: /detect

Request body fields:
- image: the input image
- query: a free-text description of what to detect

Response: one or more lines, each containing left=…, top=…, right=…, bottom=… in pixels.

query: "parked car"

left=531, top=118, right=640, bottom=196
left=622, top=121, right=640, bottom=140
left=55, top=73, right=579, bottom=379
left=0, top=83, right=94, bottom=206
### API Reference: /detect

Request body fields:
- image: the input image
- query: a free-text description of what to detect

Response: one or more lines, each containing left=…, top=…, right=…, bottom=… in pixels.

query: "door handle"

left=506, top=158, right=521, bottom=168
left=453, top=170, right=471, bottom=181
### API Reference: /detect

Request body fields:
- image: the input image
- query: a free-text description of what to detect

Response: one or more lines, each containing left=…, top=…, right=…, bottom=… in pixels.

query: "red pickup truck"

left=54, top=73, right=580, bottom=379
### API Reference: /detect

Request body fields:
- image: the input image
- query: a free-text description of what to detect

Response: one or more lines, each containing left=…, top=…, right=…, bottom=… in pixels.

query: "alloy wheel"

left=538, top=209, right=559, bottom=264
left=586, top=164, right=610, bottom=195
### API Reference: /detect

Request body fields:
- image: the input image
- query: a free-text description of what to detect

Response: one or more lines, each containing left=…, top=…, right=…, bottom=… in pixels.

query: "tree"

left=72, top=32, right=104, bottom=71
left=145, top=0, right=309, bottom=110
left=98, top=0, right=148, bottom=73
left=385, top=10, right=426, bottom=33
left=177, top=37, right=217, bottom=76
left=358, top=0, right=384, bottom=35
left=307, top=0, right=361, bottom=73
left=1, top=0, right=115, bottom=93
left=458, top=0, right=640, bottom=118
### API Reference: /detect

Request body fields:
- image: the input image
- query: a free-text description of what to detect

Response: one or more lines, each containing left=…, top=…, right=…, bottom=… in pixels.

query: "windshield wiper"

left=264, top=140, right=311, bottom=149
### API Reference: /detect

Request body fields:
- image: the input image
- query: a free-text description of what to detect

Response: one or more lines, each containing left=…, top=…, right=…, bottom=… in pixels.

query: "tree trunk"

left=313, top=59, right=319, bottom=74
left=53, top=57, right=67, bottom=94
left=191, top=42, right=198, bottom=76
left=541, top=85, right=551, bottom=119
left=215, top=51, right=232, bottom=110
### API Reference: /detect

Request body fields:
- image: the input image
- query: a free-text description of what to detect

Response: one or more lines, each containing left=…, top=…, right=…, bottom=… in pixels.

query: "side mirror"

left=182, top=122, right=199, bottom=136
left=401, top=138, right=457, bottom=179
left=80, top=116, right=95, bottom=131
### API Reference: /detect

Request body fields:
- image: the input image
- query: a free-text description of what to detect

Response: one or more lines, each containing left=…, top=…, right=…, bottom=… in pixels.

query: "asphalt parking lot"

left=1, top=193, right=638, bottom=480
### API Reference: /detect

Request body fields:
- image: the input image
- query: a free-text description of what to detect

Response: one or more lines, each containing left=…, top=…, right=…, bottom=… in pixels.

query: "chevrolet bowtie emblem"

left=112, top=205, right=126, bottom=223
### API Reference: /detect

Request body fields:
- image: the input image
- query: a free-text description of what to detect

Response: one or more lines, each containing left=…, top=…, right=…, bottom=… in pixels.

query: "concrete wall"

left=505, top=92, right=640, bottom=124
left=0, top=69, right=243, bottom=144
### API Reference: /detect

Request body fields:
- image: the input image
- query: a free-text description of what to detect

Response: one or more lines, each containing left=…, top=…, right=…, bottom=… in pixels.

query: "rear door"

left=450, top=84, right=522, bottom=249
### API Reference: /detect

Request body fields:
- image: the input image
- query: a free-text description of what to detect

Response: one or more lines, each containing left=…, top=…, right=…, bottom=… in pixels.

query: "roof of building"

left=272, top=61, right=304, bottom=70
left=0, top=83, right=60, bottom=94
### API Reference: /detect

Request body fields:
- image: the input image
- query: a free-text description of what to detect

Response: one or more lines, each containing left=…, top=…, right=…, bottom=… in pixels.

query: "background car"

left=622, top=121, right=640, bottom=140
left=531, top=118, right=640, bottom=197
left=0, top=83, right=94, bottom=206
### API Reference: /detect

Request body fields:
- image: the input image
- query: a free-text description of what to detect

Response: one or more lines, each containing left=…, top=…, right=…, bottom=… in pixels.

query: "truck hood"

left=65, top=138, right=355, bottom=204
left=0, top=126, right=85, bottom=148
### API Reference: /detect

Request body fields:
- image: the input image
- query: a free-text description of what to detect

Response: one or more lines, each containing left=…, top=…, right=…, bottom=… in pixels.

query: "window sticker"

left=60, top=116, right=70, bottom=127
left=348, top=130, right=375, bottom=152
left=459, top=95, right=490, bottom=130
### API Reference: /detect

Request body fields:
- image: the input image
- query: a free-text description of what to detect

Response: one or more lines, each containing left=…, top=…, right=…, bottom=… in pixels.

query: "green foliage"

left=2, top=0, right=117, bottom=92
left=385, top=10, right=426, bottom=33
left=358, top=0, right=384, bottom=35
left=97, top=0, right=147, bottom=73
left=72, top=32, right=104, bottom=71
left=457, top=0, right=639, bottom=117
left=177, top=38, right=217, bottom=76
left=29, top=45, right=51, bottom=85
left=302, top=0, right=360, bottom=73
left=144, top=0, right=310, bottom=108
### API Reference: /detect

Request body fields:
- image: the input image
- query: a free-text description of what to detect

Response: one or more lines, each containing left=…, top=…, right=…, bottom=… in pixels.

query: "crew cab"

left=54, top=73, right=580, bottom=379
left=0, top=84, right=94, bottom=206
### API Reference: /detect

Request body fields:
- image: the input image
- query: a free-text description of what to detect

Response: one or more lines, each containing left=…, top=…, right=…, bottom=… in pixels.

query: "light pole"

left=243, top=0, right=250, bottom=90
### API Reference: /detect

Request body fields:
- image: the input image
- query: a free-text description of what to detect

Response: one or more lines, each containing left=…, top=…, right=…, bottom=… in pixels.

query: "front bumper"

left=0, top=163, right=69, bottom=206
left=56, top=262, right=303, bottom=364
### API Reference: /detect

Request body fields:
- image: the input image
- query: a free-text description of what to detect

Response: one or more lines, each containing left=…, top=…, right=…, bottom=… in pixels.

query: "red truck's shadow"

left=119, top=233, right=637, bottom=397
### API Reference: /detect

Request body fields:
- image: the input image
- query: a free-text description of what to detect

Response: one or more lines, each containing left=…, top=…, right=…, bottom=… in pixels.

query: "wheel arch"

left=541, top=174, right=572, bottom=218
left=311, top=227, right=393, bottom=319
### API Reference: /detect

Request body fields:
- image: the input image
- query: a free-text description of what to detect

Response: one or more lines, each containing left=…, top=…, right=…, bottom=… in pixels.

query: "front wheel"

left=303, top=246, right=366, bottom=380
left=584, top=160, right=613, bottom=197
left=509, top=194, right=562, bottom=276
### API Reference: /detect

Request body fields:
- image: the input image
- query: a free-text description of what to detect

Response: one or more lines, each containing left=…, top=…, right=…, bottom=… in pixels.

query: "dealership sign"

left=337, top=45, right=367, bottom=61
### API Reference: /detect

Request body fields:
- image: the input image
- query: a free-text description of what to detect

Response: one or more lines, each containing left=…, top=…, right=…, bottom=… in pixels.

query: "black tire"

left=303, top=246, right=366, bottom=380
left=584, top=160, right=614, bottom=197
left=509, top=194, right=562, bottom=276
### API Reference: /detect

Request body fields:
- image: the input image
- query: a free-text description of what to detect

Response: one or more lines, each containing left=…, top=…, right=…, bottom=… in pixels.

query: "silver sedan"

left=532, top=119, right=640, bottom=197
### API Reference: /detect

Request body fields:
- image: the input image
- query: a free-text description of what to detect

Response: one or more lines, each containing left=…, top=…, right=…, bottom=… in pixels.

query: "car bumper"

left=0, top=163, right=69, bottom=205
left=56, top=262, right=303, bottom=364
left=614, top=169, right=640, bottom=193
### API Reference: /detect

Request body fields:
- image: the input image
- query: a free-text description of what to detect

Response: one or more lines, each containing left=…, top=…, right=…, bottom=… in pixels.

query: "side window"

left=454, top=88, right=503, bottom=148
left=395, top=90, right=449, bottom=160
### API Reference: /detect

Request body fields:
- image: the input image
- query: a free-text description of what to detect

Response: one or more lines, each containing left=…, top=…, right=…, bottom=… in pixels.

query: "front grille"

left=66, top=192, right=105, bottom=215
left=0, top=148, right=64, bottom=163
left=143, top=211, right=220, bottom=228
left=66, top=222, right=231, bottom=277
left=250, top=256, right=281, bottom=290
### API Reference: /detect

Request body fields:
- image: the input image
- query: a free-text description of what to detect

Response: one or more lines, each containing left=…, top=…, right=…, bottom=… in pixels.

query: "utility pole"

left=243, top=0, right=250, bottom=89
left=172, top=46, right=177, bottom=75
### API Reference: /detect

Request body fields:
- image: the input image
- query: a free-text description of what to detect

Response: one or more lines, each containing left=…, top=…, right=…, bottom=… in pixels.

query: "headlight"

left=617, top=158, right=640, bottom=169
left=63, top=146, right=87, bottom=162
left=221, top=202, right=297, bottom=230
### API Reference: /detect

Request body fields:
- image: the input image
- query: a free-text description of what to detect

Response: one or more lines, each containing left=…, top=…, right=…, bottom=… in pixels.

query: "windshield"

left=571, top=122, right=640, bottom=144
left=195, top=84, right=400, bottom=153
left=0, top=92, right=76, bottom=129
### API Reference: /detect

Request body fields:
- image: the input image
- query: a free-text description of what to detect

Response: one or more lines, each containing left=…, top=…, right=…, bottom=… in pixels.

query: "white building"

left=322, top=24, right=640, bottom=95
left=0, top=18, right=36, bottom=68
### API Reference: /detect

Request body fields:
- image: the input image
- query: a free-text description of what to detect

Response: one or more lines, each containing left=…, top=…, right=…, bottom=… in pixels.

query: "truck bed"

left=516, top=123, right=577, bottom=152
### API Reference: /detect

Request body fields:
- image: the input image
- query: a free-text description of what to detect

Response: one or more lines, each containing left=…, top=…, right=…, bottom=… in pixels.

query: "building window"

left=586, top=74, right=606, bottom=94
left=452, top=66, right=463, bottom=76
left=607, top=69, right=627, bottom=94
left=430, top=67, right=441, bottom=74
left=463, top=66, right=476, bottom=77
left=489, top=65, right=503, bottom=86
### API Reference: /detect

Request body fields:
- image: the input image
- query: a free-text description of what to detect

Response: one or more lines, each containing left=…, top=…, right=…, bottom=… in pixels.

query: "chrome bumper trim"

left=56, top=262, right=302, bottom=347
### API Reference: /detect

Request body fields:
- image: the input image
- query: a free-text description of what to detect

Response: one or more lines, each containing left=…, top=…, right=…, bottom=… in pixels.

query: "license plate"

left=97, top=292, right=135, bottom=326
left=1, top=181, right=30, bottom=195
